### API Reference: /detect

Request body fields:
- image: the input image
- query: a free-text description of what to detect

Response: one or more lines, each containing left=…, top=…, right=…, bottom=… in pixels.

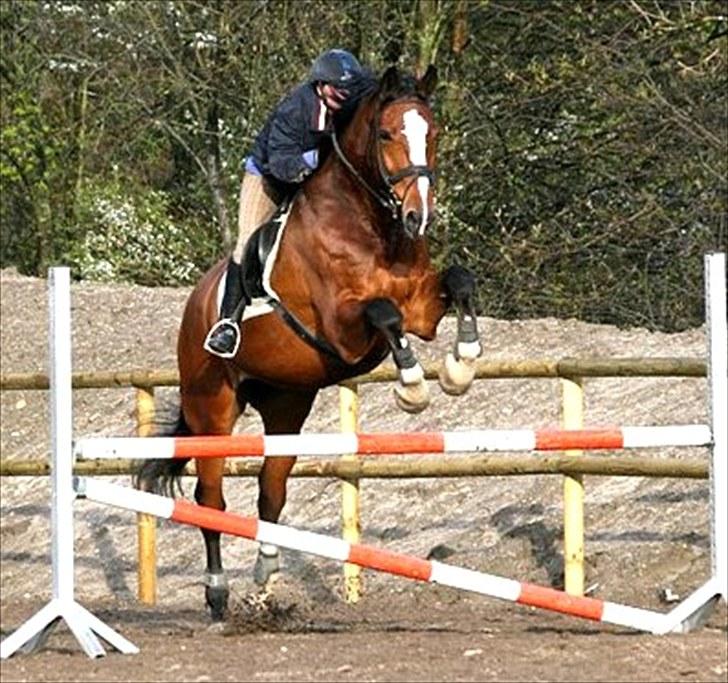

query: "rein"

left=330, top=129, right=400, bottom=220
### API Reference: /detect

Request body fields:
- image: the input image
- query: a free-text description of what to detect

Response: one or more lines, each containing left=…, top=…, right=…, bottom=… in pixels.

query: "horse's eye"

left=378, top=129, right=393, bottom=141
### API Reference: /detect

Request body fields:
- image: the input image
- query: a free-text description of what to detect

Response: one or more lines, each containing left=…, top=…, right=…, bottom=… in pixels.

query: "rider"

left=204, top=48, right=372, bottom=358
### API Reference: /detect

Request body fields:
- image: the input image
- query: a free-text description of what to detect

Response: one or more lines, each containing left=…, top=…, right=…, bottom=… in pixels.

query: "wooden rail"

left=0, top=455, right=709, bottom=479
left=0, top=357, right=707, bottom=391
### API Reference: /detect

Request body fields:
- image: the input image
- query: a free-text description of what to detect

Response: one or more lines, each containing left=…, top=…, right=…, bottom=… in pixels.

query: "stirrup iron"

left=203, top=319, right=241, bottom=359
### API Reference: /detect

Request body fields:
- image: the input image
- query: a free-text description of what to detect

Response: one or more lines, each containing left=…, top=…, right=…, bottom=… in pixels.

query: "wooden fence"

left=0, top=356, right=708, bottom=603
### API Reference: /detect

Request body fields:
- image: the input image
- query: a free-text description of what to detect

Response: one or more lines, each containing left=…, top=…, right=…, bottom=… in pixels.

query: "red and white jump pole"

left=74, top=477, right=668, bottom=634
left=1, top=254, right=726, bottom=660
left=74, top=425, right=712, bottom=460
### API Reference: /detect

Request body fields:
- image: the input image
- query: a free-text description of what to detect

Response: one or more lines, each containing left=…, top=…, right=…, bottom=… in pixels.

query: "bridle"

left=330, top=97, right=436, bottom=223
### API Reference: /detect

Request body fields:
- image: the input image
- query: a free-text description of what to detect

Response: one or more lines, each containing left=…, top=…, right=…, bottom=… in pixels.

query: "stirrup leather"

left=203, top=318, right=241, bottom=359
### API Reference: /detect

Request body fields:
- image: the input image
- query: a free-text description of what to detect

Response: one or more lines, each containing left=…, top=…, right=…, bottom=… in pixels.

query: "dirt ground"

left=1, top=590, right=726, bottom=683
left=1, top=268, right=727, bottom=682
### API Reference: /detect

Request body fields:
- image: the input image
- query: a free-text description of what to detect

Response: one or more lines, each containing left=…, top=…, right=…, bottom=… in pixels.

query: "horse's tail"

left=134, top=410, right=192, bottom=498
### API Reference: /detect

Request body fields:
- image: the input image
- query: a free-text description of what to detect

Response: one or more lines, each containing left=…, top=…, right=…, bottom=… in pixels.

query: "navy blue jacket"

left=248, top=73, right=377, bottom=193
left=248, top=82, right=329, bottom=190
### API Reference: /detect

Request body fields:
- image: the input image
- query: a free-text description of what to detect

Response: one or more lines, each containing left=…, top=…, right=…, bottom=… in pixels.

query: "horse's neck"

left=296, top=104, right=425, bottom=260
left=304, top=162, right=382, bottom=234
left=309, top=110, right=387, bottom=217
left=301, top=169, right=429, bottom=268
left=339, top=108, right=377, bottom=175
left=306, top=136, right=381, bottom=222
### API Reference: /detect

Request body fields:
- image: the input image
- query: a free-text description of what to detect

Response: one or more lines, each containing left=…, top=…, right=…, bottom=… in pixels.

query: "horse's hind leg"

left=241, top=380, right=317, bottom=586
left=438, top=265, right=482, bottom=395
left=194, top=459, right=229, bottom=621
left=183, top=383, right=239, bottom=622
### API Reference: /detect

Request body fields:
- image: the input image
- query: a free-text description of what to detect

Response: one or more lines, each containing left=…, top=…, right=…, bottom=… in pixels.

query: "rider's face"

left=319, top=83, right=348, bottom=111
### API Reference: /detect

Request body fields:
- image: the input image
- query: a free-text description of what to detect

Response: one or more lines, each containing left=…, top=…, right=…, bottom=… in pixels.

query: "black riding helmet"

left=308, top=49, right=363, bottom=89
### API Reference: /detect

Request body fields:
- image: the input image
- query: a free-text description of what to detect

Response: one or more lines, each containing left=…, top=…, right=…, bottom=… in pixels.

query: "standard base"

left=0, top=598, right=138, bottom=659
left=660, top=578, right=725, bottom=634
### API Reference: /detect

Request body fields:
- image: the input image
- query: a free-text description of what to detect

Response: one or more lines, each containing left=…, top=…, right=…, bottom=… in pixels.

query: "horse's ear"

left=380, top=65, right=401, bottom=97
left=417, top=64, right=438, bottom=99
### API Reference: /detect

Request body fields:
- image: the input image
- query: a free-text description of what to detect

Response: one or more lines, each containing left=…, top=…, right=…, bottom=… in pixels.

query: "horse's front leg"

left=438, top=265, right=482, bottom=395
left=365, top=298, right=430, bottom=413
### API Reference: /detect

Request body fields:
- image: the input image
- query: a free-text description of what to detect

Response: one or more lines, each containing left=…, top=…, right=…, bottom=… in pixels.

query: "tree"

left=1, top=0, right=725, bottom=330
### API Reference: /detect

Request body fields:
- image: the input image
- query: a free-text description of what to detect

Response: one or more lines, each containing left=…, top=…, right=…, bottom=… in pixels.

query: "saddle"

left=238, top=196, right=344, bottom=362
left=240, top=198, right=292, bottom=300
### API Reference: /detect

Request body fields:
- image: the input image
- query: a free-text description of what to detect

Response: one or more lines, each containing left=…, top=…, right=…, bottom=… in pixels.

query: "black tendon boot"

left=204, top=259, right=246, bottom=358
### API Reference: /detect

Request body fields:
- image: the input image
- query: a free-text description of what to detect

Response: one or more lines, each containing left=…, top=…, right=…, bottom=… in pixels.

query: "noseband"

left=330, top=100, right=436, bottom=223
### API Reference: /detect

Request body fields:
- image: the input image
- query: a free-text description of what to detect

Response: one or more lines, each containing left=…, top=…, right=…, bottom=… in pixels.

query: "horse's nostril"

left=404, top=211, right=421, bottom=234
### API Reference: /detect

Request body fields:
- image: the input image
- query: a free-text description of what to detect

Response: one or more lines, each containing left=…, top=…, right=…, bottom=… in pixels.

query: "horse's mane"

left=332, top=67, right=428, bottom=134
left=331, top=72, right=379, bottom=133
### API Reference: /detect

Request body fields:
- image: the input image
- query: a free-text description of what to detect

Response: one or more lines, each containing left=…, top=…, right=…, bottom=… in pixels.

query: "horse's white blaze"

left=402, top=109, right=430, bottom=234
left=416, top=177, right=430, bottom=236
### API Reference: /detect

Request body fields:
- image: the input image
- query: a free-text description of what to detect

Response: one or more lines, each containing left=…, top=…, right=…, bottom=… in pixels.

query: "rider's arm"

left=266, top=94, right=319, bottom=185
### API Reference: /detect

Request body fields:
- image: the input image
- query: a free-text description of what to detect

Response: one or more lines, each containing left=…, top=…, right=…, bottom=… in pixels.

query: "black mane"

left=332, top=71, right=379, bottom=133
left=332, top=67, right=427, bottom=134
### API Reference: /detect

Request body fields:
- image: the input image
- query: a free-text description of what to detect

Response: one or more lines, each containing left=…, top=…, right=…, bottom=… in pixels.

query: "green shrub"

left=67, top=180, right=217, bottom=286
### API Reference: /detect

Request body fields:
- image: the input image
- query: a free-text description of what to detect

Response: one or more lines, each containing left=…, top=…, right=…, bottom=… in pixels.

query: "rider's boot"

left=204, top=259, right=246, bottom=358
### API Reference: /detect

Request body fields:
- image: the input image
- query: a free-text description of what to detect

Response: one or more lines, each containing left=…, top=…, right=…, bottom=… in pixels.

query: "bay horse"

left=137, top=65, right=482, bottom=621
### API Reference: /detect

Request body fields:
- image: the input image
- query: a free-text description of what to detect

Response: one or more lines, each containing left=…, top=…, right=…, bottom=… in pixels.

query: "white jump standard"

left=0, top=269, right=137, bottom=659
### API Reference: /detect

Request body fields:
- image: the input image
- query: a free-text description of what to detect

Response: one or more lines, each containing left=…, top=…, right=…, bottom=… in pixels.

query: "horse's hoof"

left=438, top=352, right=475, bottom=396
left=205, top=585, right=229, bottom=622
left=394, top=381, right=430, bottom=413
left=253, top=550, right=280, bottom=586
left=206, top=621, right=228, bottom=634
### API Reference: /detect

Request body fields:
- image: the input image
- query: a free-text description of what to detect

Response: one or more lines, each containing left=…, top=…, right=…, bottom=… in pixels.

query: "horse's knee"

left=364, top=297, right=403, bottom=331
left=442, top=266, right=480, bottom=350
left=364, top=299, right=419, bottom=369
left=442, top=265, right=476, bottom=301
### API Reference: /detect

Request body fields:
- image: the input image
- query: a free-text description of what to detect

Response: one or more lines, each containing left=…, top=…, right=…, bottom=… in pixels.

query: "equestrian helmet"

left=309, top=49, right=362, bottom=89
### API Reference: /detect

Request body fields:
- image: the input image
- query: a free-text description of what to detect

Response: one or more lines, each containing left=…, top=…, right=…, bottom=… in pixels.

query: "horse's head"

left=333, top=65, right=439, bottom=240
left=375, top=65, right=439, bottom=239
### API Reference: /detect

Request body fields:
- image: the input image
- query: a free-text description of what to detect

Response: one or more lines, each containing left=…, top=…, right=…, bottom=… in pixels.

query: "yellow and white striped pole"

left=562, top=376, right=585, bottom=596
left=136, top=386, right=157, bottom=605
left=340, top=383, right=362, bottom=603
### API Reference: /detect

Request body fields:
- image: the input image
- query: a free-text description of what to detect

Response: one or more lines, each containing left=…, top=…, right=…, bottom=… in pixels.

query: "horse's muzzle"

left=403, top=209, right=434, bottom=239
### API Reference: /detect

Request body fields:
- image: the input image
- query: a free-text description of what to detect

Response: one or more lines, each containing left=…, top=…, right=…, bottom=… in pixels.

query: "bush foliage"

left=68, top=178, right=218, bottom=286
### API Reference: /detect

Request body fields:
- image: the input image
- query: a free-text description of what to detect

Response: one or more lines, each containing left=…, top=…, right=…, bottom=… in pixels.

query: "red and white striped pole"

left=75, top=477, right=668, bottom=634
left=74, top=424, right=712, bottom=460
